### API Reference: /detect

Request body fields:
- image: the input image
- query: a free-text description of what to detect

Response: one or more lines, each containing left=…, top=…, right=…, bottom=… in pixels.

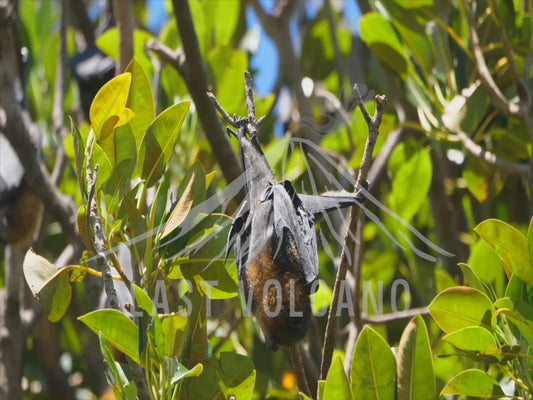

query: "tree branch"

left=467, top=5, right=520, bottom=118
left=171, top=0, right=243, bottom=198
left=86, top=166, right=150, bottom=400
left=456, top=130, right=529, bottom=175
left=289, top=345, right=312, bottom=399
left=320, top=85, right=386, bottom=380
left=112, top=0, right=134, bottom=74
left=361, top=306, right=429, bottom=324
left=249, top=0, right=314, bottom=139
left=146, top=38, right=188, bottom=81
left=490, top=0, right=529, bottom=105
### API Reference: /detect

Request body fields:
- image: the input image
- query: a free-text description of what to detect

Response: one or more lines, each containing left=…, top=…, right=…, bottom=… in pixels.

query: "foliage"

left=5, top=0, right=532, bottom=399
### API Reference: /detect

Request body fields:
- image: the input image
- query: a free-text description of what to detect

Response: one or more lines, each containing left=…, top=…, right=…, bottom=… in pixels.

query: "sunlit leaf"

left=475, top=219, right=532, bottom=284
left=360, top=12, right=408, bottom=76
left=78, top=309, right=140, bottom=365
left=89, top=73, right=132, bottom=137
left=351, top=326, right=396, bottom=400
left=184, top=352, right=255, bottom=400
left=389, top=147, right=432, bottom=221
left=397, top=315, right=435, bottom=400
left=440, top=369, right=505, bottom=398
left=429, top=287, right=495, bottom=333
left=138, top=101, right=191, bottom=187
left=23, top=249, right=72, bottom=322
left=126, top=58, right=155, bottom=146
left=442, top=326, right=498, bottom=353
left=324, top=355, right=352, bottom=400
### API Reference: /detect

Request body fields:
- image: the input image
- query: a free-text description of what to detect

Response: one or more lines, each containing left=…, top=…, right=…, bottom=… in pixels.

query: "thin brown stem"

left=466, top=3, right=520, bottom=117
left=289, top=345, right=312, bottom=399
left=320, top=86, right=386, bottom=380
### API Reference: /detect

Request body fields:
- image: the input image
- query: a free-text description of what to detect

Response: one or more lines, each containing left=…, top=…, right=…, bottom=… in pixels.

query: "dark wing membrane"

left=299, top=189, right=366, bottom=218
left=269, top=183, right=319, bottom=289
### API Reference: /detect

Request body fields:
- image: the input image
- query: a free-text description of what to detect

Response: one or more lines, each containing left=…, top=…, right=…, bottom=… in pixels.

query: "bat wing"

left=299, top=188, right=367, bottom=218
left=266, top=182, right=320, bottom=291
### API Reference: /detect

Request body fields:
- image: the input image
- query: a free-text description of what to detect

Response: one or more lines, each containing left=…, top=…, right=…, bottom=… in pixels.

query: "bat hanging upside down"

left=226, top=119, right=367, bottom=351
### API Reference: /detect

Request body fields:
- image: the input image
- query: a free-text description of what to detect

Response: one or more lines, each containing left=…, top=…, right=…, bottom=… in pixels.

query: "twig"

left=361, top=307, right=429, bottom=324
left=206, top=91, right=236, bottom=127
left=466, top=5, right=520, bottom=117
left=289, top=345, right=312, bottom=399
left=314, top=86, right=356, bottom=152
left=208, top=72, right=266, bottom=131
left=171, top=0, right=243, bottom=197
left=145, top=39, right=188, bottom=81
left=249, top=0, right=314, bottom=139
left=320, top=85, right=386, bottom=380
left=86, top=167, right=149, bottom=400
left=112, top=0, right=134, bottom=74
left=456, top=130, right=529, bottom=175
left=490, top=0, right=529, bottom=104
left=87, top=166, right=118, bottom=310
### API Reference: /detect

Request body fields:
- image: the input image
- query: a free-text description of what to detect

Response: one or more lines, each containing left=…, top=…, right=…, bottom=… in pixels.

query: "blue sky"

left=143, top=1, right=362, bottom=96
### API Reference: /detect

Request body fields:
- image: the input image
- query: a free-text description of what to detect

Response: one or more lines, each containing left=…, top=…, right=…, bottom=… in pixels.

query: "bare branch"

left=146, top=38, right=188, bottom=80
left=112, top=0, right=134, bottom=74
left=490, top=0, right=529, bottom=104
left=249, top=0, right=314, bottom=139
left=87, top=166, right=118, bottom=310
left=171, top=0, right=243, bottom=197
left=467, top=6, right=520, bottom=117
left=456, top=130, right=529, bottom=175
left=207, top=91, right=236, bottom=127
left=320, top=88, right=387, bottom=380
left=361, top=307, right=429, bottom=324
left=289, top=345, right=312, bottom=399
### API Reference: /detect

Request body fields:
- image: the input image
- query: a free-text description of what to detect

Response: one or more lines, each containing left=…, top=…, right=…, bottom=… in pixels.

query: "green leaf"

left=125, top=58, right=155, bottom=150
left=137, top=101, right=191, bottom=187
left=475, top=219, right=532, bottom=285
left=360, top=12, right=408, bottom=76
left=323, top=355, right=352, bottom=400
left=442, top=326, right=498, bottom=353
left=96, top=28, right=154, bottom=75
left=429, top=287, right=495, bottom=333
left=89, top=73, right=132, bottom=138
left=171, top=362, right=203, bottom=385
left=160, top=167, right=198, bottom=239
left=91, top=141, right=114, bottom=192
left=23, top=249, right=72, bottom=322
left=123, top=194, right=147, bottom=260
left=208, top=47, right=247, bottom=115
left=69, top=117, right=86, bottom=195
left=468, top=239, right=505, bottom=285
left=100, top=123, right=137, bottom=200
left=494, top=296, right=533, bottom=345
left=458, top=263, right=490, bottom=297
left=528, top=216, right=533, bottom=282
left=440, top=369, right=505, bottom=398
left=205, top=1, right=240, bottom=46
left=160, top=312, right=188, bottom=358
left=351, top=326, right=396, bottom=400
left=389, top=147, right=432, bottom=221
left=78, top=309, right=140, bottom=365
left=397, top=314, right=435, bottom=400
left=99, top=333, right=131, bottom=395
left=184, top=352, right=255, bottom=400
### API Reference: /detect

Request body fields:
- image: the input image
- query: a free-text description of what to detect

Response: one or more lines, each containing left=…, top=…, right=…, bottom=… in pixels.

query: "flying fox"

left=226, top=119, right=366, bottom=351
